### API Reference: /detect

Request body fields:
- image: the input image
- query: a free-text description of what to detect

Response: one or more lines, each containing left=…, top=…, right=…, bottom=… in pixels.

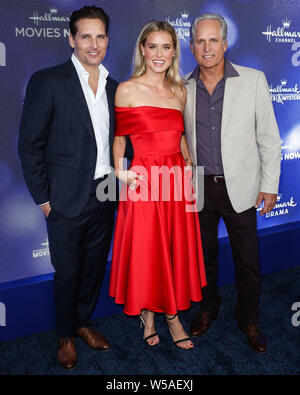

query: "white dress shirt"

left=72, top=53, right=111, bottom=179
left=39, top=55, right=111, bottom=207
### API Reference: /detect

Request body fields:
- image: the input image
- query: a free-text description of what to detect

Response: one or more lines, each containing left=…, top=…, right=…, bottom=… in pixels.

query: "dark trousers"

left=198, top=176, right=261, bottom=326
left=46, top=178, right=115, bottom=337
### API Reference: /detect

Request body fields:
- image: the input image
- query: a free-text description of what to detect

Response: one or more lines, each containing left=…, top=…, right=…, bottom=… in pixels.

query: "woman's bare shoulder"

left=115, top=79, right=143, bottom=106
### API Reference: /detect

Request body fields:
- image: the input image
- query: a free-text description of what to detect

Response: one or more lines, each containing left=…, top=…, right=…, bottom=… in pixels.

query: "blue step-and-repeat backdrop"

left=0, top=0, right=300, bottom=284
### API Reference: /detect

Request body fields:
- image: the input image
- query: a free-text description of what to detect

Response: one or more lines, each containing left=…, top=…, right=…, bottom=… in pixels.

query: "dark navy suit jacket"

left=18, top=59, right=118, bottom=219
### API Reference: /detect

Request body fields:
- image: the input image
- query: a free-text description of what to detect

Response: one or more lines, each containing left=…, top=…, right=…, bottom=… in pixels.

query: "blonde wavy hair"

left=131, top=21, right=184, bottom=92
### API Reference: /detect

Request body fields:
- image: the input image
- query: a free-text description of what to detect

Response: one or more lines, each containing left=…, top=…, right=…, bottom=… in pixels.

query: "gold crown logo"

left=49, top=8, right=58, bottom=14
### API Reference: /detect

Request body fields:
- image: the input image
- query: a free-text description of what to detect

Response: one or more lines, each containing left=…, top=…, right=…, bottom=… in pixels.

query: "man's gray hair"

left=190, top=13, right=228, bottom=44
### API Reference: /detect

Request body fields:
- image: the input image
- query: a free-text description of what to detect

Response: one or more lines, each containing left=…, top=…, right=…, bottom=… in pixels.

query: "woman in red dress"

left=109, top=21, right=206, bottom=350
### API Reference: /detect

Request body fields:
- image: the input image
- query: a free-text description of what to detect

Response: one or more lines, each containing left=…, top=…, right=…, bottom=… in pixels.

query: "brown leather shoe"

left=77, top=326, right=110, bottom=351
left=57, top=337, right=77, bottom=369
left=239, top=324, right=267, bottom=353
left=190, top=311, right=217, bottom=337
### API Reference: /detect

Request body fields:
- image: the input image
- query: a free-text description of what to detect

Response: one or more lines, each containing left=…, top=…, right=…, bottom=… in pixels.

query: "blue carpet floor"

left=0, top=265, right=299, bottom=375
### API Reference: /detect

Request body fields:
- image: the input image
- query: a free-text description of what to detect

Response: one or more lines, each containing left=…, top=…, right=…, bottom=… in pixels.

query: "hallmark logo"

left=33, top=240, right=50, bottom=258
left=269, top=79, right=300, bottom=104
left=166, top=10, right=191, bottom=42
left=16, top=7, right=70, bottom=39
left=0, top=302, right=6, bottom=327
left=282, top=18, right=291, bottom=29
left=181, top=11, right=189, bottom=19
left=262, top=18, right=300, bottom=43
left=29, top=7, right=69, bottom=26
left=0, top=42, right=6, bottom=66
left=280, top=79, right=287, bottom=86
left=258, top=194, right=298, bottom=218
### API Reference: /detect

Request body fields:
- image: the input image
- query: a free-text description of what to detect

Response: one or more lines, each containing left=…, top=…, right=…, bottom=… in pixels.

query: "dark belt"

left=205, top=175, right=225, bottom=183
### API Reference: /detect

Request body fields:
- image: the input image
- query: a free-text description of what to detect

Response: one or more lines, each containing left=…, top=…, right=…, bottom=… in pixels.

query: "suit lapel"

left=62, top=60, right=95, bottom=142
left=221, top=76, right=241, bottom=139
left=63, top=59, right=116, bottom=166
left=106, top=79, right=115, bottom=142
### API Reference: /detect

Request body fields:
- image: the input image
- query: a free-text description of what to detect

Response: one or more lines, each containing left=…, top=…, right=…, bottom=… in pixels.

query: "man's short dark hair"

left=69, top=5, right=110, bottom=36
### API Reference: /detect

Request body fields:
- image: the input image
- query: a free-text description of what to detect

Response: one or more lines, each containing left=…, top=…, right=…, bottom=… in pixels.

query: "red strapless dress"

left=109, top=106, right=206, bottom=315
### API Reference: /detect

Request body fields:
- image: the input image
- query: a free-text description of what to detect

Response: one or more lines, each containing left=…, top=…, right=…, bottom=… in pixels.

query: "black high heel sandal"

left=139, top=311, right=159, bottom=346
left=165, top=313, right=193, bottom=349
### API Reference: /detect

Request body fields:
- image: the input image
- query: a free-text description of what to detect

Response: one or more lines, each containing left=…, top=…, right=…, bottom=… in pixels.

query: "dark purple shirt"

left=189, top=59, right=239, bottom=175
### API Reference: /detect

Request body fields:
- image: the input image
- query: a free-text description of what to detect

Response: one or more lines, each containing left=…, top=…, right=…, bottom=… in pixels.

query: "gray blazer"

left=184, top=63, right=281, bottom=213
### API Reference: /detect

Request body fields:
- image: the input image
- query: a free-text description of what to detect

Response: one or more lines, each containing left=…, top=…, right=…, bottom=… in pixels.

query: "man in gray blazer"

left=184, top=13, right=281, bottom=353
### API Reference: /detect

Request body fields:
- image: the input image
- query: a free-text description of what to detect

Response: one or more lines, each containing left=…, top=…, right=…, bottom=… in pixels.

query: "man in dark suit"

left=18, top=6, right=117, bottom=369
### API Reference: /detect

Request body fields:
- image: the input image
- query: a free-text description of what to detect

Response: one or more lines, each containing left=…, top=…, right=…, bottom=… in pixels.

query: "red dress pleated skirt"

left=109, top=106, right=206, bottom=315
